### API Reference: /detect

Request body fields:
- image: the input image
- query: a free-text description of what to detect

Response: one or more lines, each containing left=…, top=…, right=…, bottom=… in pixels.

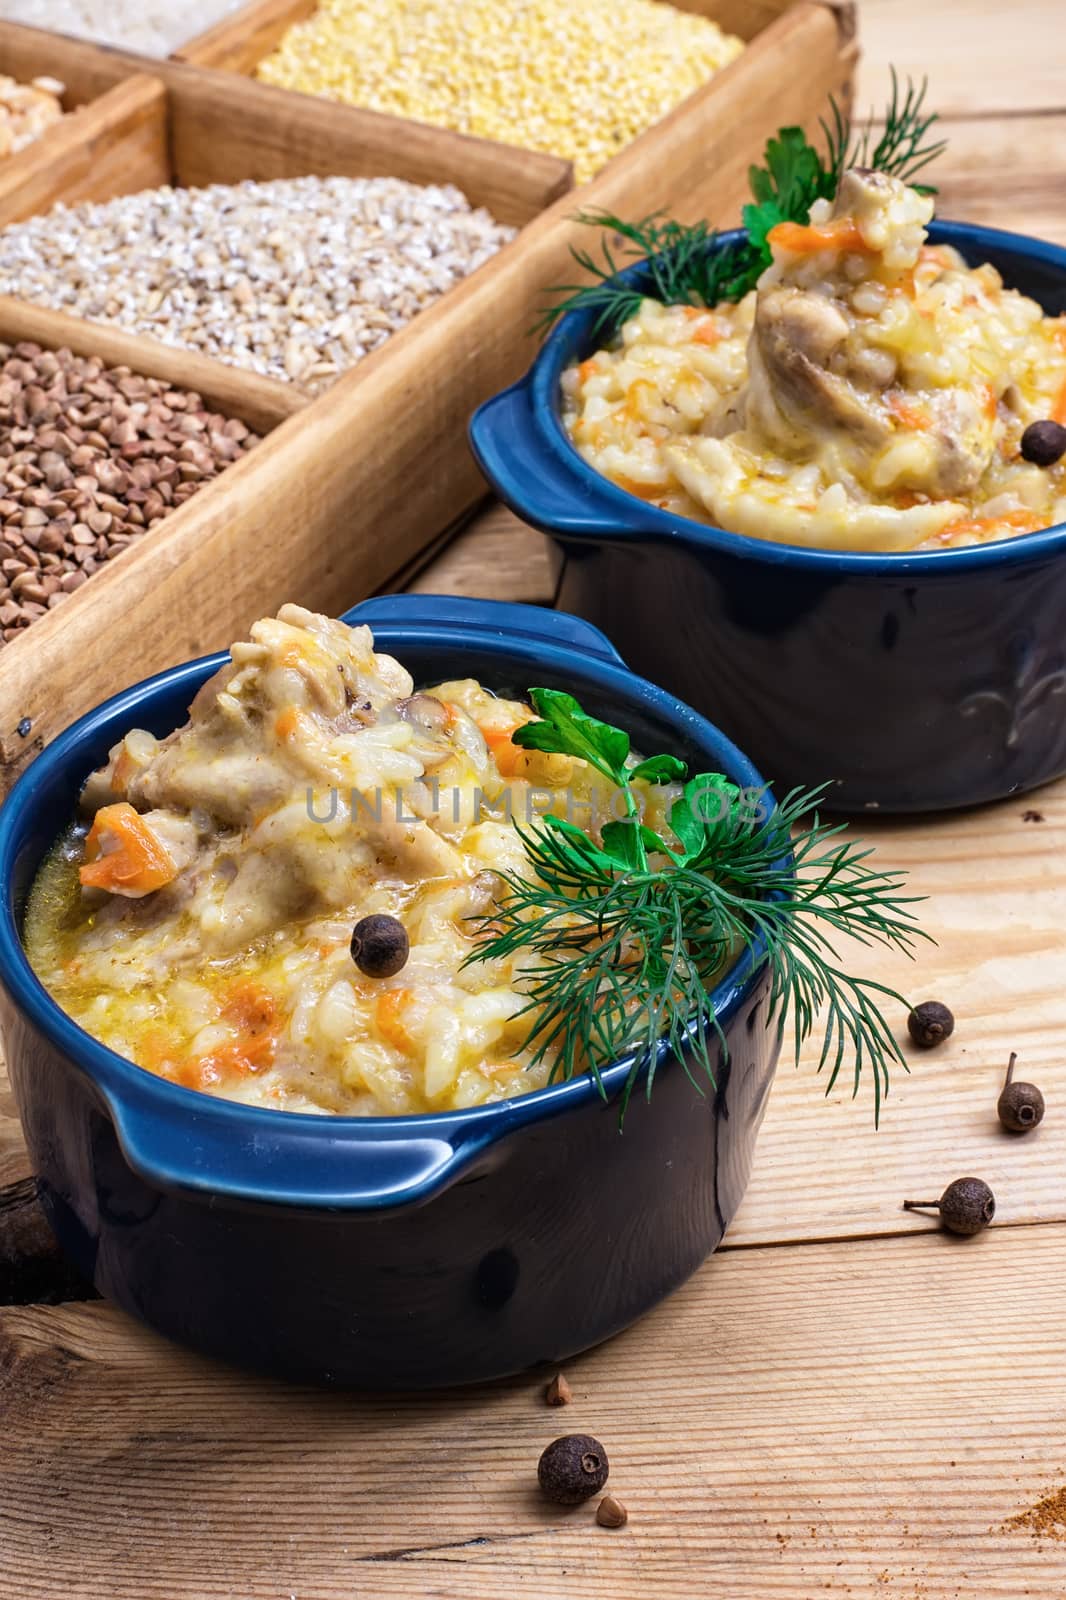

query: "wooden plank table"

left=4, top=3, right=1066, bottom=1596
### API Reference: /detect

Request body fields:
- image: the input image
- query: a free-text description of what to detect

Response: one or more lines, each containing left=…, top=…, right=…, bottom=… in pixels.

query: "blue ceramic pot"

left=470, top=223, right=1066, bottom=813
left=0, top=596, right=781, bottom=1388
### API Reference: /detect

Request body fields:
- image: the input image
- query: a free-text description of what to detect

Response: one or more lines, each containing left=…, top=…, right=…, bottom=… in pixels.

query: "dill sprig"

left=536, top=216, right=753, bottom=340
left=465, top=691, right=929, bottom=1122
left=827, top=68, right=948, bottom=197
left=536, top=72, right=946, bottom=338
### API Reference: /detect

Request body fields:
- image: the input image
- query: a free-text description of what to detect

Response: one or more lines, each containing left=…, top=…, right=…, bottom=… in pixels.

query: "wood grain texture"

left=176, top=0, right=316, bottom=72
left=409, top=502, right=561, bottom=603
left=858, top=0, right=1063, bottom=118
left=0, top=22, right=133, bottom=100
left=0, top=1061, right=28, bottom=1194
left=732, top=781, right=1066, bottom=1246
left=164, top=56, right=572, bottom=228
left=920, top=115, right=1066, bottom=247
left=688, top=0, right=855, bottom=45
left=3, top=1226, right=1066, bottom=1598
left=0, top=1178, right=91, bottom=1306
left=0, top=11, right=1063, bottom=1599
left=0, top=75, right=168, bottom=228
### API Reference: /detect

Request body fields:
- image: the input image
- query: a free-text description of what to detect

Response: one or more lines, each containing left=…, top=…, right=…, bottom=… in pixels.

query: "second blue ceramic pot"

left=0, top=596, right=781, bottom=1387
left=470, top=223, right=1066, bottom=813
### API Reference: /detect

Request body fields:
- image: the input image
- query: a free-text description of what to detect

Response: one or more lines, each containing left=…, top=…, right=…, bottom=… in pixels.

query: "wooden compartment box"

left=0, top=25, right=570, bottom=788
left=0, top=22, right=572, bottom=228
left=177, top=0, right=858, bottom=217
left=0, top=5, right=854, bottom=793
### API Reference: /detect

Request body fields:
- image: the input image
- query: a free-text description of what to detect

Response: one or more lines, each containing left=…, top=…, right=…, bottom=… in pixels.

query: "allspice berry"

left=538, top=1435, right=609, bottom=1505
left=596, top=1495, right=628, bottom=1529
left=350, top=914, right=409, bottom=978
left=903, top=1177, right=996, bottom=1236
left=997, top=1052, right=1045, bottom=1133
left=907, top=1000, right=955, bottom=1049
left=1020, top=419, right=1066, bottom=468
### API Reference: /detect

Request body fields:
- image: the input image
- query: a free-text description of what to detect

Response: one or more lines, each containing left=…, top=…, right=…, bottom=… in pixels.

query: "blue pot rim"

left=504, top=219, right=1066, bottom=576
left=0, top=599, right=777, bottom=1204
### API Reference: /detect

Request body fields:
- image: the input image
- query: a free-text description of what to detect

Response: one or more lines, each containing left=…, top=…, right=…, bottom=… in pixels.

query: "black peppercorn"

left=350, top=914, right=409, bottom=978
left=538, top=1434, right=610, bottom=1505
left=1020, top=419, right=1066, bottom=468
left=997, top=1052, right=1045, bottom=1133
left=906, top=1000, right=955, bottom=1050
left=903, top=1177, right=996, bottom=1236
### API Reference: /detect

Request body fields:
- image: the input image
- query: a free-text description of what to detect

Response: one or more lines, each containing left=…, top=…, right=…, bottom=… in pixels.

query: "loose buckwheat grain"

left=0, top=341, right=260, bottom=649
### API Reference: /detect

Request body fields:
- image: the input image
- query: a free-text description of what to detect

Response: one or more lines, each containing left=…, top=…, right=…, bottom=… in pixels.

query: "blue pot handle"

left=469, top=376, right=646, bottom=543
left=343, top=593, right=625, bottom=666
left=100, top=1069, right=507, bottom=1211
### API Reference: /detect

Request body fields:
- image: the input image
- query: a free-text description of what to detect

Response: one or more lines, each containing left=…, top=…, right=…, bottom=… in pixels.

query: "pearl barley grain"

left=0, top=177, right=514, bottom=395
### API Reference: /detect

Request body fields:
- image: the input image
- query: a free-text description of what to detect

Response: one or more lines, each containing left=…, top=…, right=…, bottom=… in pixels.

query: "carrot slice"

left=484, top=726, right=528, bottom=777
left=176, top=1040, right=271, bottom=1091
left=689, top=316, right=722, bottom=347
left=768, top=219, right=873, bottom=256
left=376, top=988, right=415, bottom=1053
left=475, top=707, right=535, bottom=778
left=613, top=474, right=674, bottom=503
left=620, top=380, right=657, bottom=423
left=79, top=803, right=177, bottom=896
left=222, top=983, right=278, bottom=1036
left=887, top=394, right=932, bottom=432
left=274, top=705, right=300, bottom=739
left=938, top=509, right=1045, bottom=545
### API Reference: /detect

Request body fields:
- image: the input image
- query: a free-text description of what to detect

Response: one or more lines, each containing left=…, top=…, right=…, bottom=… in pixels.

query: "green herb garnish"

left=466, top=692, right=928, bottom=1122
left=537, top=70, right=947, bottom=338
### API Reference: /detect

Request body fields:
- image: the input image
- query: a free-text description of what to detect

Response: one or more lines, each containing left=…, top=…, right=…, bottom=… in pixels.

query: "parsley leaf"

left=514, top=688, right=631, bottom=783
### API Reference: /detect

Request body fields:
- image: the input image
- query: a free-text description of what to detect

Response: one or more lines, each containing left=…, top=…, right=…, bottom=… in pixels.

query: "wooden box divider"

left=0, top=22, right=573, bottom=228
left=0, top=296, right=305, bottom=434
left=176, top=0, right=857, bottom=216
left=0, top=72, right=169, bottom=229
left=0, top=2, right=855, bottom=791
left=176, top=0, right=317, bottom=75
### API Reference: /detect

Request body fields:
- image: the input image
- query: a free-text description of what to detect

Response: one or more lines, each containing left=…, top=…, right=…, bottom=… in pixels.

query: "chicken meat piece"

left=746, top=285, right=891, bottom=453
left=76, top=610, right=481, bottom=942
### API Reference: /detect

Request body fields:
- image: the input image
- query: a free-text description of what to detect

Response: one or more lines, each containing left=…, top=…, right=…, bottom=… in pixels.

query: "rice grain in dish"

left=563, top=169, right=1066, bottom=552
left=25, top=607, right=679, bottom=1117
